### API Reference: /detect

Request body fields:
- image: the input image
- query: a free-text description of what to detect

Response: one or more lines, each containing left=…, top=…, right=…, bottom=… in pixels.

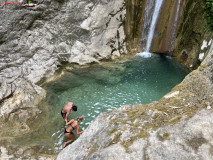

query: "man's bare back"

left=61, top=102, right=77, bottom=122
left=62, top=102, right=73, bottom=112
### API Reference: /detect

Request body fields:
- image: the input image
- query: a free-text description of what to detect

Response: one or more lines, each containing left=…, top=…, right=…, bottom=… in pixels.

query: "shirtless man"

left=61, top=102, right=77, bottom=123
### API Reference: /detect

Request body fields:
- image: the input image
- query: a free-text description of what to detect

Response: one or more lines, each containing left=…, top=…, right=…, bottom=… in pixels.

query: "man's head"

left=72, top=105, right=77, bottom=111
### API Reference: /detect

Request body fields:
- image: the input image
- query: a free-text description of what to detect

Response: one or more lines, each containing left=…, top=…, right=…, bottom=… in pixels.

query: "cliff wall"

left=173, top=0, right=212, bottom=69
left=124, top=0, right=145, bottom=53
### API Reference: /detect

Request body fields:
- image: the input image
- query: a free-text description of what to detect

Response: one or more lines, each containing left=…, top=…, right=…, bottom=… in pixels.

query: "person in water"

left=61, top=102, right=77, bottom=122
left=64, top=116, right=84, bottom=147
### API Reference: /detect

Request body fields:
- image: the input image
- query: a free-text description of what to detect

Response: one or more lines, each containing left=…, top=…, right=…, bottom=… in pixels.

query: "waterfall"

left=169, top=0, right=181, bottom=53
left=140, top=0, right=155, bottom=51
left=145, top=0, right=164, bottom=52
left=139, top=0, right=182, bottom=55
left=140, top=0, right=164, bottom=53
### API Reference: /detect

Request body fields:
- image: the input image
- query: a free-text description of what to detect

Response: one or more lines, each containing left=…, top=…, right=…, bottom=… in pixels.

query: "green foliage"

left=204, top=0, right=213, bottom=31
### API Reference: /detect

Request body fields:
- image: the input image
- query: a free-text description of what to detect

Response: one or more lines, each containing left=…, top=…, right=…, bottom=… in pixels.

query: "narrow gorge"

left=0, top=0, right=212, bottom=159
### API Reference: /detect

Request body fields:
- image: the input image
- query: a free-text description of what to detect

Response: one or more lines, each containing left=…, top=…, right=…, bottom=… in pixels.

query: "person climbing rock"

left=63, top=116, right=84, bottom=147
left=61, top=102, right=77, bottom=123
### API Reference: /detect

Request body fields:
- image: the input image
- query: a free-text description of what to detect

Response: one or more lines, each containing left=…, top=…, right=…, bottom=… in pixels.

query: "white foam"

left=94, top=102, right=100, bottom=106
left=165, top=55, right=172, bottom=59
left=94, top=110, right=100, bottom=113
left=85, top=122, right=91, bottom=125
left=136, top=52, right=152, bottom=58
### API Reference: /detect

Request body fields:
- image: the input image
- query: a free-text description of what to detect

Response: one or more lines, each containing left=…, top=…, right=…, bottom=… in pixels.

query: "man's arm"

left=65, top=119, right=68, bottom=124
left=65, top=110, right=71, bottom=122
left=66, top=119, right=74, bottom=125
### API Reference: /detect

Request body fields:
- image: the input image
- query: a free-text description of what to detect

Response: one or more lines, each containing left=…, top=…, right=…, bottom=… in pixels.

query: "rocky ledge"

left=57, top=46, right=213, bottom=159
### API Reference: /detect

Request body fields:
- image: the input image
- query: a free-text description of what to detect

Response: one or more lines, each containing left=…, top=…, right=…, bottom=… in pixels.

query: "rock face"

left=0, top=0, right=126, bottom=134
left=151, top=0, right=181, bottom=54
left=173, top=0, right=212, bottom=69
left=57, top=44, right=213, bottom=160
left=124, top=0, right=145, bottom=53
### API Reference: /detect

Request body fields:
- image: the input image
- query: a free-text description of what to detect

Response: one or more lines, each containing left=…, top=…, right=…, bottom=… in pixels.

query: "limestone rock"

left=147, top=110, right=213, bottom=160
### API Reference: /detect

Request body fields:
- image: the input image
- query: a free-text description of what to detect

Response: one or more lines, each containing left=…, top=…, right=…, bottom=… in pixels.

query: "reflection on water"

left=15, top=54, right=189, bottom=153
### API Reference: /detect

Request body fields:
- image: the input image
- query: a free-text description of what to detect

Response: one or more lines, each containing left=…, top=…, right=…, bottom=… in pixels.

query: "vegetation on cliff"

left=204, top=0, right=213, bottom=31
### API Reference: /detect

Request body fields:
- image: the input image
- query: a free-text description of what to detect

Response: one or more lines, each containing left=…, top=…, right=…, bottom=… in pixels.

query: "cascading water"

left=139, top=0, right=182, bottom=56
left=168, top=0, right=181, bottom=53
left=138, top=0, right=164, bottom=57
left=145, top=0, right=164, bottom=52
left=140, top=0, right=155, bottom=51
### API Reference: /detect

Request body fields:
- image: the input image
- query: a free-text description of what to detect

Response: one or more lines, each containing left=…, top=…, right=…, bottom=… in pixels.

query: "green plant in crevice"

left=204, top=0, right=213, bottom=31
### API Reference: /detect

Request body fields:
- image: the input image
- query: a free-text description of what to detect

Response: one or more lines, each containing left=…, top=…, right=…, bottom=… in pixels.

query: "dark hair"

left=72, top=105, right=77, bottom=111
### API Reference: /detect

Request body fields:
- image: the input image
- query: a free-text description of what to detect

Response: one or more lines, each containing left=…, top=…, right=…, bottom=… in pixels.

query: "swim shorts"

left=61, top=109, right=66, bottom=119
